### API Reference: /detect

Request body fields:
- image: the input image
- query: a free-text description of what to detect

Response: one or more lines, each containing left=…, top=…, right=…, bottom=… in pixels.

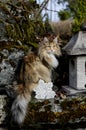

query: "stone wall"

left=0, top=95, right=7, bottom=124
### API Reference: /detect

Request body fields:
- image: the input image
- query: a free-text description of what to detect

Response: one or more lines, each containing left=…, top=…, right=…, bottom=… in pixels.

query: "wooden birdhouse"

left=63, top=30, right=86, bottom=91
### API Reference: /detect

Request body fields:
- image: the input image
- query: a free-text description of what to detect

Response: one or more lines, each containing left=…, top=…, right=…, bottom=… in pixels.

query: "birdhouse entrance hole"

left=85, top=61, right=86, bottom=75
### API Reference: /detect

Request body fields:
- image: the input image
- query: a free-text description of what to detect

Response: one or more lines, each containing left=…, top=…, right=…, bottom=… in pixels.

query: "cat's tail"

left=11, top=90, right=31, bottom=125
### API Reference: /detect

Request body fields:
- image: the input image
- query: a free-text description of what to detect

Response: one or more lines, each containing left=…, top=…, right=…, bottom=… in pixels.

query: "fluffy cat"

left=11, top=36, right=61, bottom=125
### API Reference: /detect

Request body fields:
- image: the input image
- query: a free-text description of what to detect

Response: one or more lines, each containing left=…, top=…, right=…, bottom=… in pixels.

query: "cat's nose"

left=51, top=49, right=54, bottom=52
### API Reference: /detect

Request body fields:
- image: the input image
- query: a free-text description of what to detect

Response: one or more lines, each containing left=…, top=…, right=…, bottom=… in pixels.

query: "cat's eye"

left=46, top=46, right=50, bottom=47
left=45, top=45, right=50, bottom=48
left=53, top=45, right=56, bottom=47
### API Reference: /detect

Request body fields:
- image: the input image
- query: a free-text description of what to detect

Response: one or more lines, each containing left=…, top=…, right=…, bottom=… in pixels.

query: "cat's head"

left=38, top=36, right=62, bottom=57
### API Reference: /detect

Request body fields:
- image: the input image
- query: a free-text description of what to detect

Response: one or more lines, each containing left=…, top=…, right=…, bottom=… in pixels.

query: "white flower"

left=34, top=79, right=56, bottom=99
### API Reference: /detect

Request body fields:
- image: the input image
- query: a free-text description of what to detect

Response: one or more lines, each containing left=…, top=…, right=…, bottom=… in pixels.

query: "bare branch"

left=35, top=0, right=50, bottom=19
left=45, top=7, right=58, bottom=13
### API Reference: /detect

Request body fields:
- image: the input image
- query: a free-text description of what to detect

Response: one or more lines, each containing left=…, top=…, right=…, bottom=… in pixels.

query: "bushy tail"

left=11, top=92, right=31, bottom=125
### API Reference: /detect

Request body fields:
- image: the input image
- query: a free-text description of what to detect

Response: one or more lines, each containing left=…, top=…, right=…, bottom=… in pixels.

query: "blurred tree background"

left=58, top=0, right=86, bottom=33
left=0, top=0, right=86, bottom=49
left=0, top=0, right=51, bottom=51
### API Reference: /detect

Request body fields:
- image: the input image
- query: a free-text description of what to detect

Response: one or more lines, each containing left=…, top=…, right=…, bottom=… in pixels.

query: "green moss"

left=0, top=0, right=53, bottom=52
left=60, top=98, right=81, bottom=110
left=56, top=104, right=86, bottom=124
left=23, top=96, right=86, bottom=126
left=0, top=42, right=29, bottom=52
left=55, top=97, right=86, bottom=125
left=3, top=95, right=85, bottom=130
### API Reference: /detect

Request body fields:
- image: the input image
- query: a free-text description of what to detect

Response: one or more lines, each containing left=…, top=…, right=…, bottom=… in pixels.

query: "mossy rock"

left=0, top=94, right=86, bottom=129
left=0, top=41, right=29, bottom=52
left=22, top=95, right=86, bottom=129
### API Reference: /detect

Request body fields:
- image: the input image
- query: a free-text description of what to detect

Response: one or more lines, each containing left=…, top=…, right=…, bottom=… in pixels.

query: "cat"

left=11, top=36, right=61, bottom=125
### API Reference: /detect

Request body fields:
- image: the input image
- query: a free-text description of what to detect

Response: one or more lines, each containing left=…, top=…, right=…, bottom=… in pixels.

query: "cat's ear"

left=53, top=37, right=58, bottom=44
left=39, top=37, right=48, bottom=45
left=53, top=35, right=61, bottom=45
left=39, top=37, right=49, bottom=45
left=43, top=37, right=49, bottom=43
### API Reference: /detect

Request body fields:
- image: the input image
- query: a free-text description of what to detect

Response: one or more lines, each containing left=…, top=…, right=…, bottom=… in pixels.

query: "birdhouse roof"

left=63, top=31, right=86, bottom=55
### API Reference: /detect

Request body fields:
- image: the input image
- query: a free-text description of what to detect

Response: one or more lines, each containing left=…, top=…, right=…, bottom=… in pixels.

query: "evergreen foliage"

left=58, top=0, right=86, bottom=33
left=58, top=10, right=71, bottom=20
left=0, top=0, right=47, bottom=49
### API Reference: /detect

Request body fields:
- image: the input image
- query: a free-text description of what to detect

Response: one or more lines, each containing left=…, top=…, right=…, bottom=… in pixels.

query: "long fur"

left=11, top=93, right=31, bottom=125
left=11, top=83, right=31, bottom=125
left=11, top=36, right=61, bottom=125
